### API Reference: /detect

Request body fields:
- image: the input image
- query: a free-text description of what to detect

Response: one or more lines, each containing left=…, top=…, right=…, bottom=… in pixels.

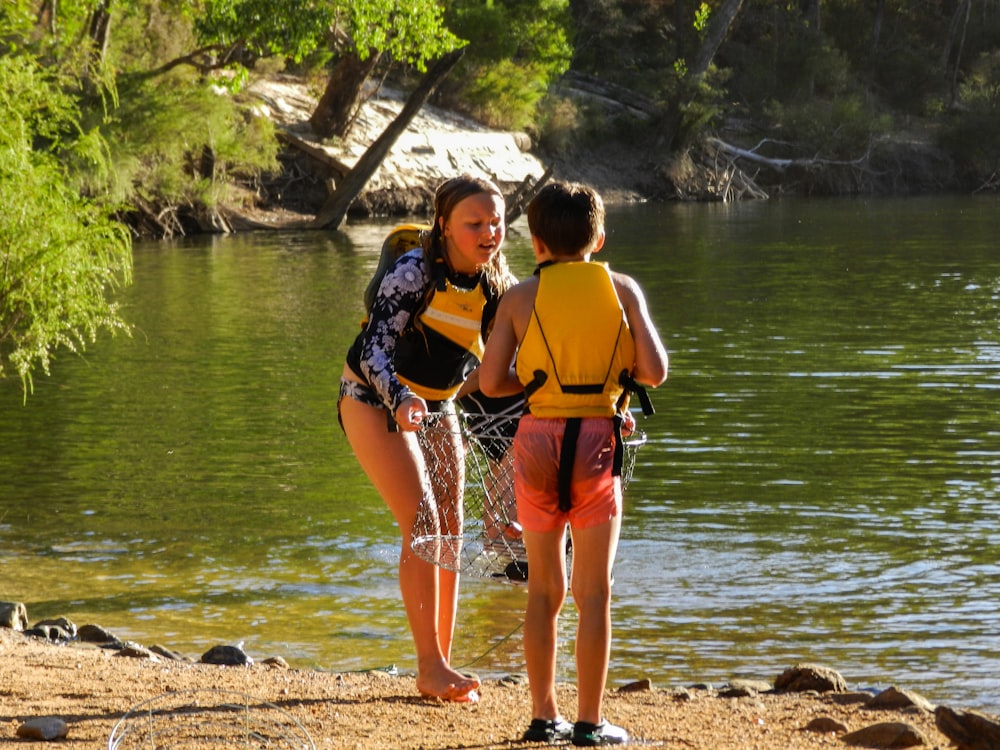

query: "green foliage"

left=460, top=59, right=552, bottom=131
left=726, top=4, right=856, bottom=107
left=763, top=94, right=892, bottom=160
left=938, top=50, right=1000, bottom=183
left=534, top=93, right=580, bottom=154
left=87, top=70, right=279, bottom=208
left=0, top=55, right=132, bottom=396
left=196, top=0, right=460, bottom=72
left=109, top=0, right=201, bottom=73
left=441, top=0, right=572, bottom=129
left=196, top=0, right=338, bottom=64
left=350, top=0, right=461, bottom=70
left=567, top=0, right=678, bottom=97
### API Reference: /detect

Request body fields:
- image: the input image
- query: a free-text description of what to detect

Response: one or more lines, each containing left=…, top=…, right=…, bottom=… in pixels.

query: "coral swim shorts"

left=513, top=415, right=622, bottom=533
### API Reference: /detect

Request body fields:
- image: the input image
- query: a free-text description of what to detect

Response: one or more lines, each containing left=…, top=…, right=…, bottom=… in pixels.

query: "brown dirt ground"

left=0, top=628, right=960, bottom=749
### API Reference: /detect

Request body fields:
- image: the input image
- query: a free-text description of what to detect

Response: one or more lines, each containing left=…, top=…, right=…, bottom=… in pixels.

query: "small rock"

left=201, top=644, right=253, bottom=666
left=24, top=624, right=73, bottom=642
left=841, top=721, right=928, bottom=748
left=830, top=691, right=880, bottom=706
left=774, top=663, right=848, bottom=694
left=618, top=678, right=652, bottom=693
left=0, top=602, right=29, bottom=630
left=16, top=717, right=69, bottom=741
left=115, top=641, right=159, bottom=660
left=935, top=704, right=1000, bottom=750
left=33, top=617, right=77, bottom=638
left=150, top=644, right=192, bottom=661
left=804, top=716, right=849, bottom=734
left=729, top=679, right=773, bottom=694
left=262, top=656, right=289, bottom=669
left=866, top=686, right=935, bottom=713
left=77, top=623, right=121, bottom=645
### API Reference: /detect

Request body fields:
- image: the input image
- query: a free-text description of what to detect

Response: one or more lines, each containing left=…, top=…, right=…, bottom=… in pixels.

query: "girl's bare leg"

left=340, top=397, right=478, bottom=700
left=420, top=411, right=465, bottom=663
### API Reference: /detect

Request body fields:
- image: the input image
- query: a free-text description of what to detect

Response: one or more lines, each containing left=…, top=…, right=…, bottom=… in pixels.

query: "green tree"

left=195, top=0, right=462, bottom=140
left=0, top=55, right=132, bottom=397
left=441, top=0, right=573, bottom=130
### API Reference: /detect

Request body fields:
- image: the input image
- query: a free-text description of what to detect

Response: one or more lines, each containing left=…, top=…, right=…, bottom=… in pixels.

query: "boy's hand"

left=621, top=410, right=637, bottom=436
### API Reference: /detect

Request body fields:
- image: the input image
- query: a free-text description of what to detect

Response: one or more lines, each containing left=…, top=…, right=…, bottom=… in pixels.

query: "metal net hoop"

left=411, top=411, right=646, bottom=581
left=107, top=689, right=315, bottom=750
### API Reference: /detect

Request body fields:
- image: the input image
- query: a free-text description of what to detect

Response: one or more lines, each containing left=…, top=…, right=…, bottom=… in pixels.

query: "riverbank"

left=228, top=74, right=961, bottom=233
left=224, top=74, right=651, bottom=232
left=1, top=626, right=991, bottom=748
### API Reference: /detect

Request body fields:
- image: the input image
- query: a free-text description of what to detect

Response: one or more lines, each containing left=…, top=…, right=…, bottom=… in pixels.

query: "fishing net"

left=108, top=690, right=314, bottom=750
left=411, top=409, right=646, bottom=582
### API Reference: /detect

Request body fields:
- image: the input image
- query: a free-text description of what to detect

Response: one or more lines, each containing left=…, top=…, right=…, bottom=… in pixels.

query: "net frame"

left=411, top=411, right=646, bottom=581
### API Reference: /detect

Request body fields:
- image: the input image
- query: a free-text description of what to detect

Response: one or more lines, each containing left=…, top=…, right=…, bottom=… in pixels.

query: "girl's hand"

left=395, top=396, right=429, bottom=432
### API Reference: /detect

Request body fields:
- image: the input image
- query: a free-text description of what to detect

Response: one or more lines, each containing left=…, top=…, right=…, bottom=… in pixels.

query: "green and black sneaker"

left=571, top=720, right=628, bottom=746
left=522, top=717, right=573, bottom=743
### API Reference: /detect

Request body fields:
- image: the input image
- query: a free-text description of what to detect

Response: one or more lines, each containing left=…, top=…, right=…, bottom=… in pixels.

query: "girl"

left=338, top=175, right=515, bottom=702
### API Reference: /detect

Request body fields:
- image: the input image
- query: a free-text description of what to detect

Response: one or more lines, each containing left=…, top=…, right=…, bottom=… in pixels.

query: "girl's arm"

left=358, top=252, right=427, bottom=412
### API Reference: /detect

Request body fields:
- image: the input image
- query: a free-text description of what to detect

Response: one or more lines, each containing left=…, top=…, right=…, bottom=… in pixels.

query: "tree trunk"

left=87, top=0, right=112, bottom=66
left=688, top=0, right=745, bottom=81
left=869, top=0, right=885, bottom=59
left=36, top=0, right=57, bottom=34
left=942, top=0, right=972, bottom=108
left=309, top=50, right=381, bottom=140
left=659, top=0, right=745, bottom=151
left=311, top=47, right=466, bottom=230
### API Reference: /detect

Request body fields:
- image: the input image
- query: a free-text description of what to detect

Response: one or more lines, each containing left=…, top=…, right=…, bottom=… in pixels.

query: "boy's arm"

left=479, top=293, right=525, bottom=398
left=615, top=273, right=669, bottom=387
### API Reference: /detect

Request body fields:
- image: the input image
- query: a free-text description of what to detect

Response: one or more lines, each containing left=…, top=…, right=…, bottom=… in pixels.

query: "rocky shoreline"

left=2, top=602, right=998, bottom=748
left=221, top=75, right=649, bottom=233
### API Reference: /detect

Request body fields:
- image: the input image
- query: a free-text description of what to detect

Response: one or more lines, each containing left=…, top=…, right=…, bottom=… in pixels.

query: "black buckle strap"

left=619, top=370, right=655, bottom=416
left=557, top=417, right=582, bottom=512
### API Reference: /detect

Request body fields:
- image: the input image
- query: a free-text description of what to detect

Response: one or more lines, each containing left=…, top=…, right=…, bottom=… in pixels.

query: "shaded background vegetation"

left=3, top=0, right=1000, bottom=391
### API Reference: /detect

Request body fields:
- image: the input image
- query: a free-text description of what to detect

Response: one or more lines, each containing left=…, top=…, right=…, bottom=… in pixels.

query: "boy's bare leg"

left=570, top=514, right=622, bottom=724
left=522, top=525, right=569, bottom=720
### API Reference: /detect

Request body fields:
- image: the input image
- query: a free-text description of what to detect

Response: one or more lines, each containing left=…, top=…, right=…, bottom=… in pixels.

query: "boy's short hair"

left=526, top=182, right=605, bottom=257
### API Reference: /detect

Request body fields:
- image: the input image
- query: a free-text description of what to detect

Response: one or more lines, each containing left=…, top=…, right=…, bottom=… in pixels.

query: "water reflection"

left=1, top=197, right=998, bottom=712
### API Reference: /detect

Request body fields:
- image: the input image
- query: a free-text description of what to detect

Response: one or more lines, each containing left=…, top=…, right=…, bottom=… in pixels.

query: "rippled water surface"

left=2, top=196, right=998, bottom=712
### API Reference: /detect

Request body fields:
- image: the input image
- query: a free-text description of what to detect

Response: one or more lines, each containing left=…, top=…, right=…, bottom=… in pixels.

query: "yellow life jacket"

left=516, top=260, right=636, bottom=418
left=396, top=272, right=491, bottom=402
left=362, top=223, right=431, bottom=321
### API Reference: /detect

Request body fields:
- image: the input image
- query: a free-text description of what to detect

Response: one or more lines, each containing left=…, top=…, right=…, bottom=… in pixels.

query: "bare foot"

left=416, top=669, right=480, bottom=703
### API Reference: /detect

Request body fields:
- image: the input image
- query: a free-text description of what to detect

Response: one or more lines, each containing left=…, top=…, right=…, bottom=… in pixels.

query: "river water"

left=2, top=196, right=998, bottom=712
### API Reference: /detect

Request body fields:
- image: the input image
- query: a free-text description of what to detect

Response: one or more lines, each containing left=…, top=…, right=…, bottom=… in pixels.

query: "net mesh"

left=107, top=690, right=314, bottom=750
left=411, top=411, right=645, bottom=582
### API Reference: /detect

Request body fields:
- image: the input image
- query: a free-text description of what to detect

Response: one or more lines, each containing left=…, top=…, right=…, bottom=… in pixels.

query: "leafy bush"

left=763, top=94, right=891, bottom=160
left=938, top=50, right=1000, bottom=185
left=84, top=69, right=278, bottom=211
left=440, top=0, right=572, bottom=130
left=0, top=55, right=132, bottom=396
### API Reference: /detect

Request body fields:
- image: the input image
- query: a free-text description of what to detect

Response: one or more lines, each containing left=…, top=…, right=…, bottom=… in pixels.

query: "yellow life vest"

left=362, top=223, right=431, bottom=322
left=516, top=261, right=636, bottom=418
left=397, top=270, right=491, bottom=402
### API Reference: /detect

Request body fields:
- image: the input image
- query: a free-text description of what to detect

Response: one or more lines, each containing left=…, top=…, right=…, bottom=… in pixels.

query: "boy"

left=479, top=182, right=668, bottom=745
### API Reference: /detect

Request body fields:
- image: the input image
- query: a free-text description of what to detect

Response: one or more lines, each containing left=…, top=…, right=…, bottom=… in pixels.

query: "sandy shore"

left=1, top=626, right=967, bottom=749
